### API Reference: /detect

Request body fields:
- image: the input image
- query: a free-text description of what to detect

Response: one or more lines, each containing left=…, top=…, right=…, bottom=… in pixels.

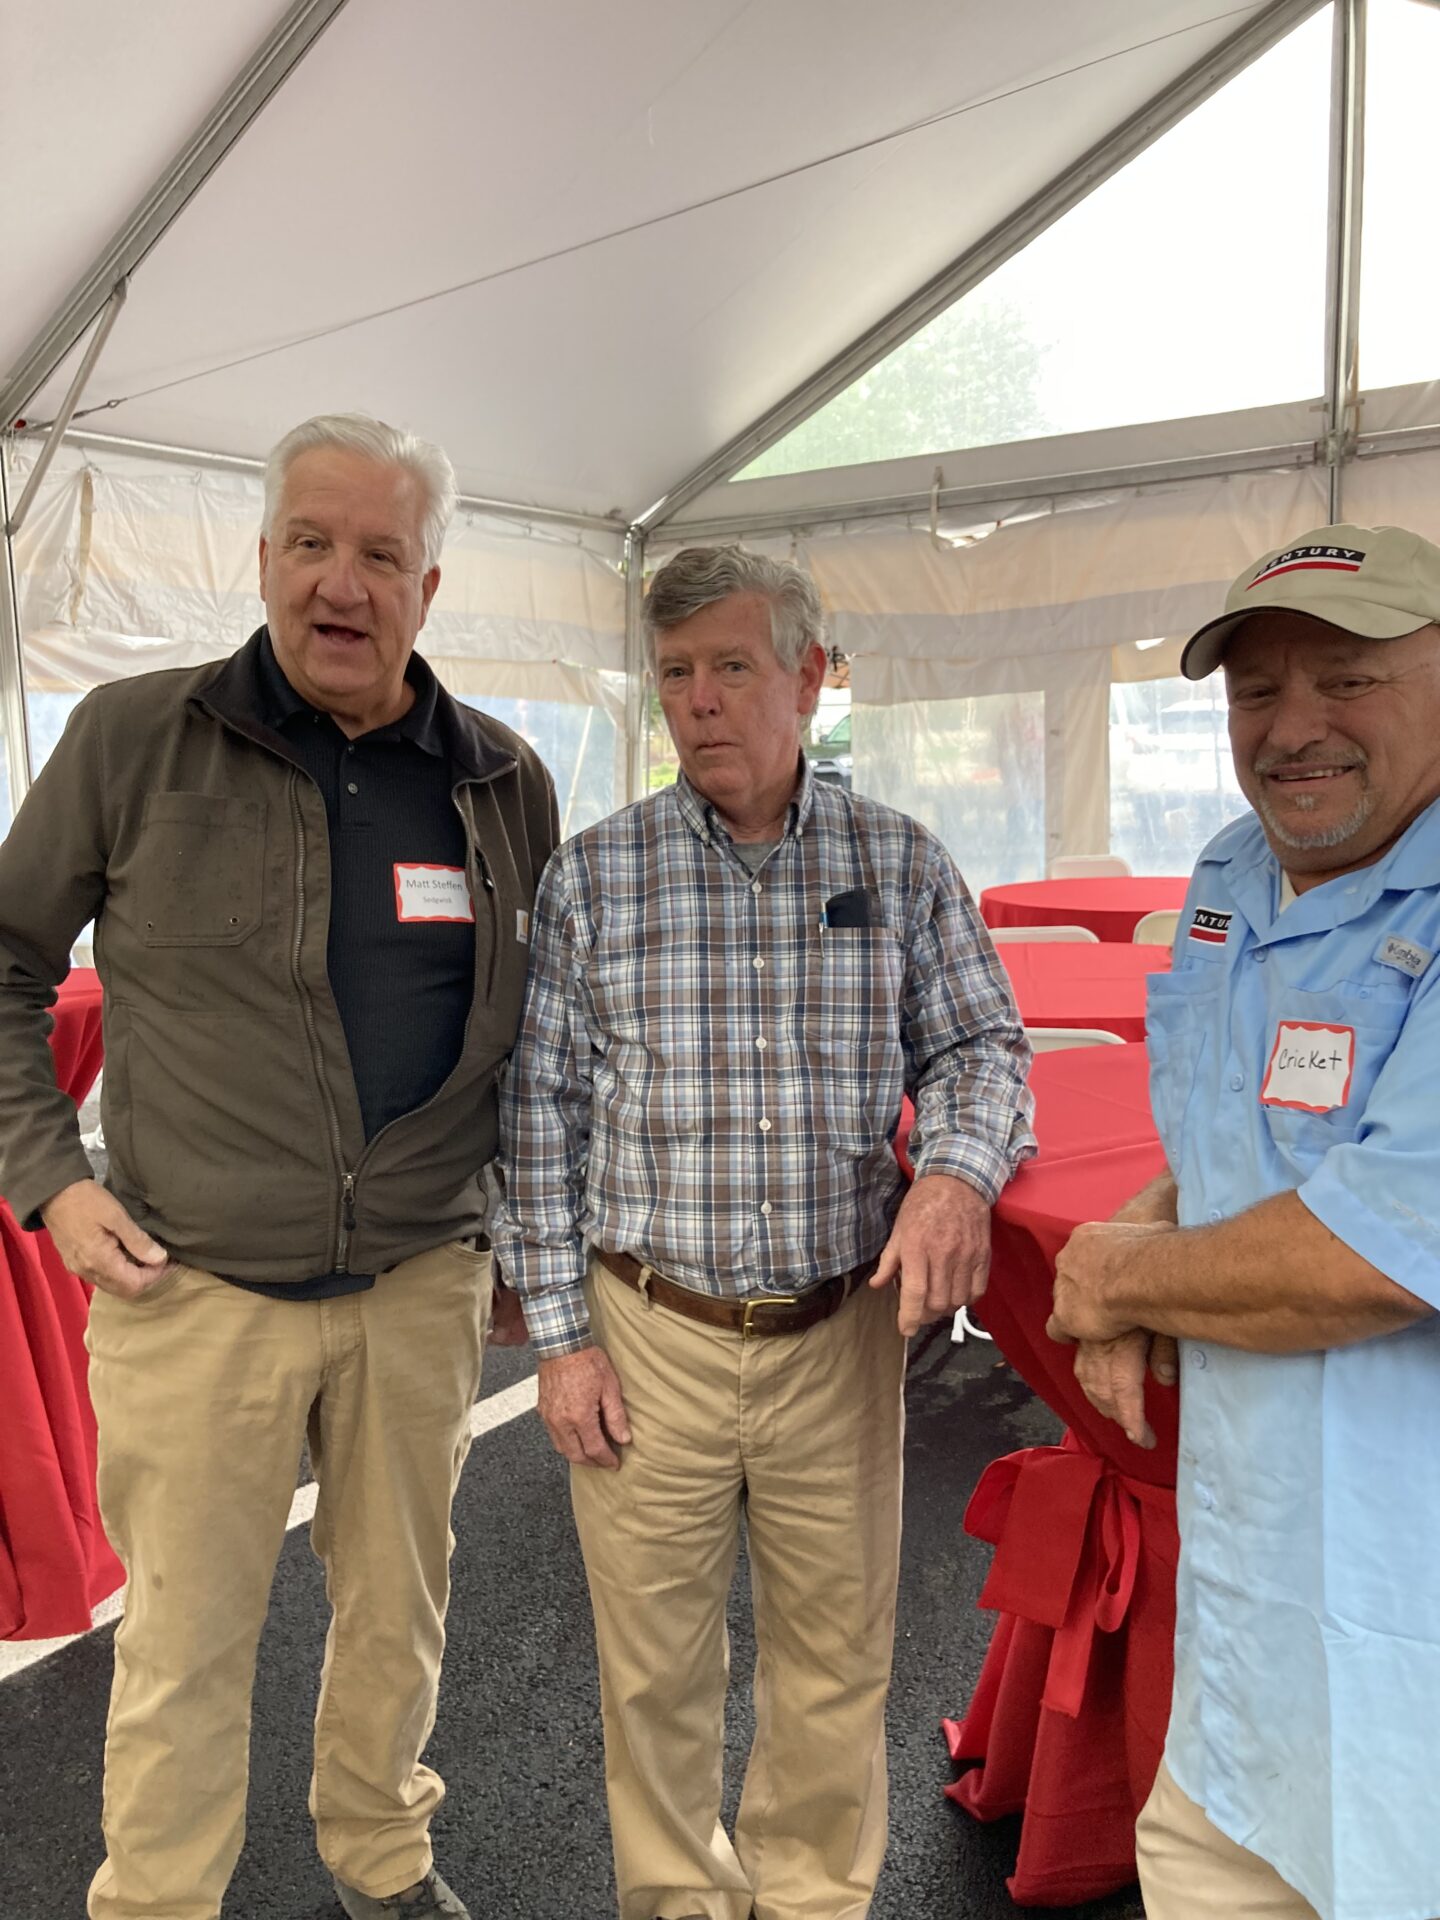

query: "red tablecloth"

left=0, top=970, right=122, bottom=1640
left=944, top=1042, right=1177, bottom=1906
left=980, top=876, right=1189, bottom=943
left=996, top=942, right=1169, bottom=1043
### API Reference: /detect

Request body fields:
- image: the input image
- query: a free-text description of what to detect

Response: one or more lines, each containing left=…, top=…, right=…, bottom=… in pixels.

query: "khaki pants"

left=1137, top=1761, right=1327, bottom=1919
left=571, top=1258, right=907, bottom=1920
left=84, top=1242, right=492, bottom=1920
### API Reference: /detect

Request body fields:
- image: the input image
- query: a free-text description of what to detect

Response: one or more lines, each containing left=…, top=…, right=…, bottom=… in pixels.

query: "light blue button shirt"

left=1148, top=797, right=1440, bottom=1920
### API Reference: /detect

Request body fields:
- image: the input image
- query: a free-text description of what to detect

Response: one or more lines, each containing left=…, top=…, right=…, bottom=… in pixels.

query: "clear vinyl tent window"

left=852, top=689, right=1046, bottom=898
left=1356, top=0, right=1440, bottom=396
left=1110, top=674, right=1247, bottom=876
left=742, top=9, right=1333, bottom=481
left=458, top=695, right=618, bottom=841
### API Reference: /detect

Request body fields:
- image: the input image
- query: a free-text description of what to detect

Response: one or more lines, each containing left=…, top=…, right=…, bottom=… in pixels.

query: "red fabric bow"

left=965, top=1430, right=1150, bottom=1718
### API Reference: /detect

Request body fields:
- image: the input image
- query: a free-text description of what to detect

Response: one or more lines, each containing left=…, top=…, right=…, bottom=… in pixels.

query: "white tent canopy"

left=5, top=0, right=1439, bottom=881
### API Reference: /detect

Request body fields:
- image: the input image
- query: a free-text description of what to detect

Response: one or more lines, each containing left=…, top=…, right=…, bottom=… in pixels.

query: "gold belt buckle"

left=742, top=1293, right=799, bottom=1338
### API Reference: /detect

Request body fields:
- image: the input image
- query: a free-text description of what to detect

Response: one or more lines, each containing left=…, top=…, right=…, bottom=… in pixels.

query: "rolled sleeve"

left=1296, top=971, right=1440, bottom=1310
left=494, top=855, right=597, bottom=1358
left=903, top=846, right=1036, bottom=1200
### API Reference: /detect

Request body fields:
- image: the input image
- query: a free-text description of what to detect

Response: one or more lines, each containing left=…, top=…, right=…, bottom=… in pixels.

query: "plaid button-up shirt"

left=494, top=763, right=1035, bottom=1357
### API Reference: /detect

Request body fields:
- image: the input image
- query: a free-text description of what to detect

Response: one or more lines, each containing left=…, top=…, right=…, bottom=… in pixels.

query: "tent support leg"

left=1322, top=0, right=1366, bottom=524
left=0, top=451, right=34, bottom=819
left=623, top=527, right=648, bottom=805
left=5, top=284, right=128, bottom=540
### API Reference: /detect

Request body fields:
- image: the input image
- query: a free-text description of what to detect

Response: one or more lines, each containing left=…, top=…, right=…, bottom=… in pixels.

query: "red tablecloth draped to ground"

left=995, top=942, right=1170, bottom=1043
left=0, top=970, right=122, bottom=1641
left=944, top=1041, right=1177, bottom=1907
left=980, top=876, right=1188, bottom=943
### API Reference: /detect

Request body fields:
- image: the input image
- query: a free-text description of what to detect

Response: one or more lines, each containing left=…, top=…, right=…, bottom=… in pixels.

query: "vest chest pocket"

left=134, top=793, right=265, bottom=946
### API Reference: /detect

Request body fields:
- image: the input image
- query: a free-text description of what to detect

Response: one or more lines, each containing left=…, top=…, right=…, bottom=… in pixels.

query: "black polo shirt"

left=255, top=635, right=475, bottom=1144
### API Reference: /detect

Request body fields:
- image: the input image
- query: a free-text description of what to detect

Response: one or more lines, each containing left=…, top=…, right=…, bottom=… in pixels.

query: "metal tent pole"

left=0, top=0, right=350, bottom=430
left=623, top=528, right=648, bottom=804
left=1322, top=0, right=1367, bottom=524
left=0, top=451, right=35, bottom=818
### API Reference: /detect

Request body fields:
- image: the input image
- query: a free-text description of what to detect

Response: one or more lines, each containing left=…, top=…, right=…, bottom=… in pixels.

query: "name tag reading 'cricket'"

left=1260, top=1021, right=1355, bottom=1113
left=393, top=863, right=475, bottom=924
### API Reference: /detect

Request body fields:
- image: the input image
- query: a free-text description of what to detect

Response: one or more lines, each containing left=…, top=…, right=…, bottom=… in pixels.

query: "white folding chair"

left=1025, top=1025, right=1127, bottom=1052
left=1133, top=908, right=1181, bottom=946
left=990, top=924, right=1099, bottom=944
left=1047, top=854, right=1133, bottom=879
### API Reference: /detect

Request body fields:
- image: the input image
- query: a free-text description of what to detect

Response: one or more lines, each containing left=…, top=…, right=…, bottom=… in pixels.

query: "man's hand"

left=536, top=1347, right=632, bottom=1469
left=1064, top=1329, right=1179, bottom=1449
left=870, top=1172, right=991, bottom=1338
left=40, top=1179, right=171, bottom=1300
left=487, top=1281, right=531, bottom=1348
left=1047, top=1218, right=1176, bottom=1346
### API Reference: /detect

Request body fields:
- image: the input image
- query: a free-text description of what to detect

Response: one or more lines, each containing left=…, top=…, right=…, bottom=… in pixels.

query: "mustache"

left=1253, top=746, right=1367, bottom=776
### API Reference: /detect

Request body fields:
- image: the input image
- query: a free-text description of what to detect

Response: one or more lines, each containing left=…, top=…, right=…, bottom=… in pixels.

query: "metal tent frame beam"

left=633, top=0, right=1329, bottom=533
left=0, top=0, right=1407, bottom=818
left=0, top=0, right=351, bottom=432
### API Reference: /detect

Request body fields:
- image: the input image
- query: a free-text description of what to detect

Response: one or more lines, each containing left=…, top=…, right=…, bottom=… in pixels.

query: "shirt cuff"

left=910, top=1131, right=1031, bottom=1206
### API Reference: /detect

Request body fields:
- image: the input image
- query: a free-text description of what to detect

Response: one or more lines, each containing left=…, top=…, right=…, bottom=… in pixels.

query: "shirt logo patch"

left=1188, top=908, right=1232, bottom=945
left=1375, top=934, right=1431, bottom=979
left=1247, top=544, right=1366, bottom=590
left=393, top=863, right=475, bottom=924
left=1260, top=1021, right=1355, bottom=1113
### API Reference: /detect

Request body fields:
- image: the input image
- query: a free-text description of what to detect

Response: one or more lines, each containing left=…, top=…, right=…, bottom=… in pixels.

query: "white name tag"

left=393, top=863, right=474, bottom=923
left=1261, top=1021, right=1355, bottom=1113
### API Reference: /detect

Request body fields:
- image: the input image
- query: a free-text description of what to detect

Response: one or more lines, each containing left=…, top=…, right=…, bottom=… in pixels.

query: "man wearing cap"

left=495, top=544, right=1034, bottom=1920
left=1047, top=522, right=1440, bottom=1920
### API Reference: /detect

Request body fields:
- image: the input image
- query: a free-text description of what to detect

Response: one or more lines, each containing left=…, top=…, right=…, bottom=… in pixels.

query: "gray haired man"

left=496, top=546, right=1033, bottom=1919
left=0, top=414, right=557, bottom=1920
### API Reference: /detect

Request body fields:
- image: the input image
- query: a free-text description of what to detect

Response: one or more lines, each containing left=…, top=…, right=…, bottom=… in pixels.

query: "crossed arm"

left=1048, top=1172, right=1432, bottom=1446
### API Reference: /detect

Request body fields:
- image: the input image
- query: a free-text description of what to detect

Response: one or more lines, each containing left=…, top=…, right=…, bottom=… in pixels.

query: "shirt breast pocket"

left=134, top=794, right=265, bottom=947
left=1146, top=965, right=1223, bottom=1164
left=1260, top=983, right=1409, bottom=1162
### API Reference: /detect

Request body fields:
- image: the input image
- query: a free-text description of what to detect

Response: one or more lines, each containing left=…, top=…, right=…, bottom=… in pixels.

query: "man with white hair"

left=1048, top=523, right=1440, bottom=1920
left=0, top=413, right=557, bottom=1920
left=496, top=544, right=1033, bottom=1920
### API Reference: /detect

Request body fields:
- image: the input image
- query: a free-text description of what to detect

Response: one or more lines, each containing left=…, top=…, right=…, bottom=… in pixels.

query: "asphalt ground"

left=0, top=1321, right=1145, bottom=1920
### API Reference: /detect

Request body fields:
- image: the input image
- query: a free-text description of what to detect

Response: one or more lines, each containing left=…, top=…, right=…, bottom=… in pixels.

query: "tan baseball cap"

left=1180, top=523, right=1440, bottom=679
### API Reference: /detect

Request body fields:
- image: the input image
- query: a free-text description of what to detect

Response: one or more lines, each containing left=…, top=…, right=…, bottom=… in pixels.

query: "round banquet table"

left=0, top=969, right=122, bottom=1640
left=979, top=875, right=1188, bottom=943
left=943, top=1041, right=1178, bottom=1907
left=995, top=941, right=1169, bottom=1042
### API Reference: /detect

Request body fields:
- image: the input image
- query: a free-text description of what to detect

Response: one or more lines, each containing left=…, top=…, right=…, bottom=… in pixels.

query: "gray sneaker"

left=332, top=1868, right=470, bottom=1918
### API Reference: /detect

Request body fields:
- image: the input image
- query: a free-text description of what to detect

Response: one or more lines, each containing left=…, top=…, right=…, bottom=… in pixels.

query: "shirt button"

left=755, top=1036, right=767, bottom=1050
left=1190, top=1348, right=1208, bottom=1370
left=758, top=1118, right=772, bottom=1132
left=752, top=957, right=765, bottom=971
left=346, top=781, right=359, bottom=795
left=1229, top=1072, right=1244, bottom=1091
left=1208, top=1209, right=1222, bottom=1223
left=760, top=1200, right=773, bottom=1216
left=1254, top=949, right=1267, bottom=964
left=751, top=881, right=762, bottom=895
left=1196, top=1483, right=1215, bottom=1511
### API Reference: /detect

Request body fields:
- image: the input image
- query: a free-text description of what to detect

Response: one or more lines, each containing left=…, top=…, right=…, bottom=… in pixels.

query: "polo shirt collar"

left=255, top=629, right=445, bottom=757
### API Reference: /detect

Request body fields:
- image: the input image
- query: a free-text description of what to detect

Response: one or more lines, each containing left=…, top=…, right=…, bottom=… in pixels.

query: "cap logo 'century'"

left=1247, top=545, right=1366, bottom=591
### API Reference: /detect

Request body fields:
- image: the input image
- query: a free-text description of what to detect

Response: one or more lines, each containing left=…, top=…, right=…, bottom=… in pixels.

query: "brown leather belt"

left=600, top=1250, right=879, bottom=1338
